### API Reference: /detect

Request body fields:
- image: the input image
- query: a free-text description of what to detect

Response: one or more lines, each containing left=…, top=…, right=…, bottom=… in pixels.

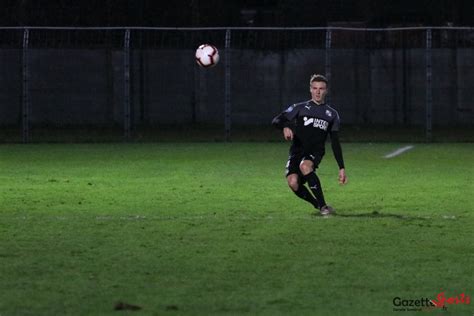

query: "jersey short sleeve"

left=283, top=104, right=300, bottom=121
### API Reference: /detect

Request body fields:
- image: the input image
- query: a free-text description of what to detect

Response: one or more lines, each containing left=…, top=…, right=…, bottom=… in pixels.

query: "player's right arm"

left=271, top=104, right=299, bottom=140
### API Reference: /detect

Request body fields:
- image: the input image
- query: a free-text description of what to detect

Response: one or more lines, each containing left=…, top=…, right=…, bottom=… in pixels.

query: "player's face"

left=310, top=81, right=328, bottom=104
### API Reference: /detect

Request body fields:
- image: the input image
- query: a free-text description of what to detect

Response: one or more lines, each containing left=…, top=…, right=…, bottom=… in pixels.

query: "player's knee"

left=299, top=162, right=313, bottom=175
left=287, top=176, right=299, bottom=191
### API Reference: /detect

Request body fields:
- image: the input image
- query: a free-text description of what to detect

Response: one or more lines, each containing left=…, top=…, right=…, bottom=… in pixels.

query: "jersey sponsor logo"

left=314, top=118, right=329, bottom=130
left=325, top=110, right=332, bottom=117
left=303, top=117, right=329, bottom=130
left=303, top=116, right=313, bottom=126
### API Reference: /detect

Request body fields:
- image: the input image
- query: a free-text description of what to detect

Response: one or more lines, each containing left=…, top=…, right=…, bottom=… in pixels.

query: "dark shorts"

left=285, top=151, right=323, bottom=177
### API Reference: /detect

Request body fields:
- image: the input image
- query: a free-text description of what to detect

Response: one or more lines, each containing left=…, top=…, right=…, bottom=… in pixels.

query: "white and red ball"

left=195, top=44, right=219, bottom=68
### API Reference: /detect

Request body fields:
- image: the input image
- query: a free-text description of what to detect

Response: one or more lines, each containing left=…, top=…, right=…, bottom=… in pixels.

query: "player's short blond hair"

left=310, top=74, right=328, bottom=85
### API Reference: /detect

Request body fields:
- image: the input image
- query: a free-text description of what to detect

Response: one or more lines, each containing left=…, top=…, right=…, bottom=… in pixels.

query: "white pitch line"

left=384, top=145, right=414, bottom=158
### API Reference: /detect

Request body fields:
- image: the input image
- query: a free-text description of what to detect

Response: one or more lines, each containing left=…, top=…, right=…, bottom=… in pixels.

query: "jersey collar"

left=310, top=100, right=326, bottom=106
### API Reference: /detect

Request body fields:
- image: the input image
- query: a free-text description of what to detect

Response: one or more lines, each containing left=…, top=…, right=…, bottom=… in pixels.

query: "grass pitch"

left=0, top=142, right=473, bottom=315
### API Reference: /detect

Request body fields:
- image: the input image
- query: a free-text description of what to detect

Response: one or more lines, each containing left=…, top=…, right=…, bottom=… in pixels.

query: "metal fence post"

left=325, top=28, right=332, bottom=103
left=425, top=28, right=433, bottom=142
left=224, top=29, right=231, bottom=141
left=22, top=28, right=30, bottom=143
left=123, top=29, right=131, bottom=141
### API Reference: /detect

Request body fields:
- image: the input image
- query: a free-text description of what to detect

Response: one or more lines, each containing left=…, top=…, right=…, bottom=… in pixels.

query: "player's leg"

left=299, top=156, right=328, bottom=211
left=286, top=155, right=319, bottom=208
left=286, top=173, right=318, bottom=208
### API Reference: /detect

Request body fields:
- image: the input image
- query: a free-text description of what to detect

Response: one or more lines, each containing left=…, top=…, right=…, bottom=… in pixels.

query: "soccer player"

left=272, top=74, right=347, bottom=215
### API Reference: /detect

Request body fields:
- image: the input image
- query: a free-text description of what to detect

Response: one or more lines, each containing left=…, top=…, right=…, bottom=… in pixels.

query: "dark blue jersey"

left=273, top=100, right=341, bottom=155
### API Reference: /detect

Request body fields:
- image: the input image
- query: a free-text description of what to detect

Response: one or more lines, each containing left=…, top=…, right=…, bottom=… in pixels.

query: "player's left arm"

left=329, top=111, right=347, bottom=185
left=330, top=131, right=347, bottom=184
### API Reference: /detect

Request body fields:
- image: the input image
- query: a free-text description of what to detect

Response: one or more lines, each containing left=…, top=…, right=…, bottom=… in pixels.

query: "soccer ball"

left=195, top=44, right=219, bottom=68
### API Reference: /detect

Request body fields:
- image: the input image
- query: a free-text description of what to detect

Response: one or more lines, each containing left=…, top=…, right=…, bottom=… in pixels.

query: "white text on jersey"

left=303, top=117, right=329, bottom=130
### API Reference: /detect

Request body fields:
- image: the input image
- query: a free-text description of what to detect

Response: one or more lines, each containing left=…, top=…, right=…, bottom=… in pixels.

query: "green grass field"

left=1, top=142, right=473, bottom=315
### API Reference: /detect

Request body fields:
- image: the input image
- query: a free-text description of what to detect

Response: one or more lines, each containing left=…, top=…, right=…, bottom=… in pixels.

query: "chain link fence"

left=0, top=27, right=473, bottom=142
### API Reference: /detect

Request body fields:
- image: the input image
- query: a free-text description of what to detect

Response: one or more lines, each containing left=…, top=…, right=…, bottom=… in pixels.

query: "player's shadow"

left=333, top=210, right=427, bottom=220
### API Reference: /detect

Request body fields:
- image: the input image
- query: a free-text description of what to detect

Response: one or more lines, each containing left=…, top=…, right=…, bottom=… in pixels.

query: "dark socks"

left=303, top=172, right=326, bottom=209
left=293, top=185, right=319, bottom=208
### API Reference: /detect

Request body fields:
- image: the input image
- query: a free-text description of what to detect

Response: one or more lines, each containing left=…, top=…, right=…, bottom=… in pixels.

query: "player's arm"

left=329, top=110, right=347, bottom=184
left=272, top=105, right=299, bottom=140
left=330, top=131, right=345, bottom=169
left=330, top=131, right=347, bottom=184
